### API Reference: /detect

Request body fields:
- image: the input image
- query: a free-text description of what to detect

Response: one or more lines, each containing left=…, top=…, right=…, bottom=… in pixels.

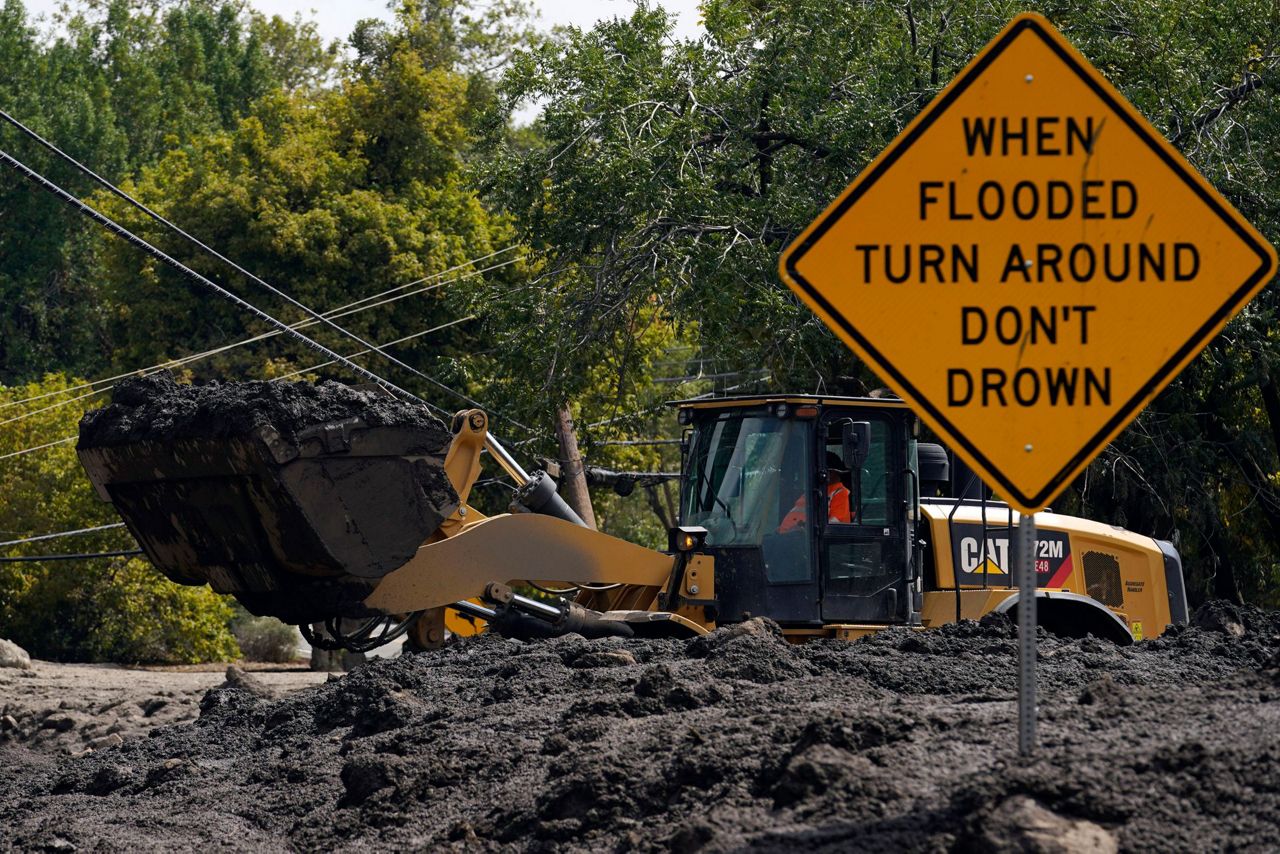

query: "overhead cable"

left=1, top=148, right=422, bottom=395
left=0, top=249, right=519, bottom=413
left=0, top=435, right=76, bottom=462
left=513, top=374, right=774, bottom=448
left=0, top=549, right=142, bottom=563
left=0, top=386, right=106, bottom=429
left=0, top=317, right=480, bottom=464
left=0, top=257, right=517, bottom=430
left=595, top=438, right=681, bottom=446
left=0, top=107, right=514, bottom=416
left=314, top=248, right=519, bottom=317
left=272, top=316, right=477, bottom=381
left=0, top=522, right=127, bottom=548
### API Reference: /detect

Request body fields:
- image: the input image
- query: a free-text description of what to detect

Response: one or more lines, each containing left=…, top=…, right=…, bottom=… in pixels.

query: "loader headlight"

left=668, top=525, right=708, bottom=553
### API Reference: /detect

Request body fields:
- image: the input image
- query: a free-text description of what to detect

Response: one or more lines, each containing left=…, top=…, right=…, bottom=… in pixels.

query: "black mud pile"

left=3, top=604, right=1278, bottom=852
left=78, top=372, right=450, bottom=448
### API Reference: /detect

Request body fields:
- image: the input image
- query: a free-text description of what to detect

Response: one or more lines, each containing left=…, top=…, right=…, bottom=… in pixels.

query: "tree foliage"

left=87, top=1, right=528, bottom=412
left=0, top=373, right=240, bottom=663
left=0, top=0, right=338, bottom=382
left=483, top=0, right=1280, bottom=603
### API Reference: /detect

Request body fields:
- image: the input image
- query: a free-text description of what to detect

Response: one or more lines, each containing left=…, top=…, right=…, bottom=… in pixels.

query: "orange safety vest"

left=779, top=482, right=851, bottom=533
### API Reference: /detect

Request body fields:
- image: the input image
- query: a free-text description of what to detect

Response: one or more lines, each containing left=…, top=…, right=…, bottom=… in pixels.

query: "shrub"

left=232, top=612, right=300, bottom=663
left=2, top=556, right=241, bottom=664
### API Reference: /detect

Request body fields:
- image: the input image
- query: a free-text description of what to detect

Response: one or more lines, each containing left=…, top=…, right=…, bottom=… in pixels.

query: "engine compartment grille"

left=1083, top=550, right=1123, bottom=607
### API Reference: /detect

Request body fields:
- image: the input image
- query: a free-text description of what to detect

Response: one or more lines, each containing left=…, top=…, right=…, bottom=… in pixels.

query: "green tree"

left=88, top=1, right=530, bottom=420
left=0, top=373, right=240, bottom=662
left=0, top=0, right=338, bottom=383
left=483, top=0, right=1280, bottom=602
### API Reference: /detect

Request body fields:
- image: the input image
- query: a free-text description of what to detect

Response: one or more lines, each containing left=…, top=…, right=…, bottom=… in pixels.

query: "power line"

left=1, top=146, right=438, bottom=409
left=161, top=255, right=517, bottom=375
left=0, top=549, right=142, bottom=563
left=312, top=248, right=519, bottom=317
left=569, top=375, right=774, bottom=437
left=0, top=522, right=127, bottom=548
left=502, top=368, right=775, bottom=452
left=0, top=386, right=106, bottom=429
left=0, top=435, right=76, bottom=462
left=0, top=112, right=529, bottom=437
left=594, top=438, right=682, bottom=446
left=653, top=370, right=766, bottom=384
left=0, top=257, right=518, bottom=430
left=271, top=316, right=476, bottom=381
left=1, top=146, right=544, bottom=454
left=0, top=107, right=517, bottom=417
left=0, top=317, right=481, bottom=464
left=0, top=249, right=520, bottom=414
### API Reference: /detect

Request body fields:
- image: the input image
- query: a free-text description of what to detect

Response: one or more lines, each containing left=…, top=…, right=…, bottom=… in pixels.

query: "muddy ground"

left=0, top=662, right=327, bottom=757
left=1, top=603, right=1277, bottom=852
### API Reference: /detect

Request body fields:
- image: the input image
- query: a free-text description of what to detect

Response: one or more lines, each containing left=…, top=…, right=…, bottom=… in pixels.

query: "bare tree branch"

left=1171, top=70, right=1271, bottom=147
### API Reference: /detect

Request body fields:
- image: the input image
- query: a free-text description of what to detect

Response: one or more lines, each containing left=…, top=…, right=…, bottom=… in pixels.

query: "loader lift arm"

left=370, top=410, right=704, bottom=647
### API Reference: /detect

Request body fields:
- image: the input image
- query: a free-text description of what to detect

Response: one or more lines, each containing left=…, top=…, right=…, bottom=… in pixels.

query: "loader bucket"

left=77, top=376, right=459, bottom=624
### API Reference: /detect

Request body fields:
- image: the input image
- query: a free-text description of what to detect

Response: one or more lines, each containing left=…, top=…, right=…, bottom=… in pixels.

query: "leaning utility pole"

left=554, top=404, right=597, bottom=529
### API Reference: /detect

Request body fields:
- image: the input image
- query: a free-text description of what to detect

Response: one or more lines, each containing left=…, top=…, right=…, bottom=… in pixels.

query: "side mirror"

left=842, top=420, right=871, bottom=471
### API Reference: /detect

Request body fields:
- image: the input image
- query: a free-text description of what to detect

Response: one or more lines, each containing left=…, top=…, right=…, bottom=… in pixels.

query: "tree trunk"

left=1259, top=376, right=1280, bottom=458
left=644, top=484, right=672, bottom=530
left=1206, top=511, right=1242, bottom=604
left=554, top=404, right=597, bottom=529
left=1201, top=410, right=1280, bottom=599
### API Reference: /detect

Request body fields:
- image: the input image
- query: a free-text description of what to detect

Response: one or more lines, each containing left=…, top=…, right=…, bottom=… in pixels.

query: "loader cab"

left=674, top=396, right=921, bottom=628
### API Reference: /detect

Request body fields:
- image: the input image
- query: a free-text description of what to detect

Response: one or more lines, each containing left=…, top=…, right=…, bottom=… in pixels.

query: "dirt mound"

left=78, top=372, right=450, bottom=448
left=1189, top=599, right=1280, bottom=638
left=1, top=608, right=1277, bottom=851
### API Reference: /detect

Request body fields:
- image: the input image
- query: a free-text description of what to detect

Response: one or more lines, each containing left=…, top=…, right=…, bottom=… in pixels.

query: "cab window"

left=683, top=413, right=811, bottom=547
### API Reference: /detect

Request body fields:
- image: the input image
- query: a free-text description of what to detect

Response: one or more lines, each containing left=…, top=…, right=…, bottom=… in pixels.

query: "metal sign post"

left=1016, top=513, right=1037, bottom=754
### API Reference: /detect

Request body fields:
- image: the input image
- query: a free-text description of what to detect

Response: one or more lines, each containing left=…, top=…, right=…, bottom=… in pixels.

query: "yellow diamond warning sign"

left=779, top=12, right=1276, bottom=514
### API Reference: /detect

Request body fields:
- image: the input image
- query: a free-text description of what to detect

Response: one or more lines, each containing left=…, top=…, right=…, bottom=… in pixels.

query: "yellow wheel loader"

left=78, top=393, right=1187, bottom=650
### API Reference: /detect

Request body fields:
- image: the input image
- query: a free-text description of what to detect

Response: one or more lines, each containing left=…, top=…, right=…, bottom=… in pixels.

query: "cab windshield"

left=682, top=414, right=810, bottom=546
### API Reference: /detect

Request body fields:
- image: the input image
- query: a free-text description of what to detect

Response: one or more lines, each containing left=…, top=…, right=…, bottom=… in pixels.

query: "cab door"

left=818, top=413, right=907, bottom=623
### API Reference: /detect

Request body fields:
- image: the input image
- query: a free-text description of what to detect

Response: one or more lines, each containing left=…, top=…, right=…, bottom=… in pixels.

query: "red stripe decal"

left=1046, top=553, right=1074, bottom=588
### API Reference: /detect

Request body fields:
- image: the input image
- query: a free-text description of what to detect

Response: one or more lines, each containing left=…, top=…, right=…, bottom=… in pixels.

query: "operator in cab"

left=779, top=453, right=852, bottom=533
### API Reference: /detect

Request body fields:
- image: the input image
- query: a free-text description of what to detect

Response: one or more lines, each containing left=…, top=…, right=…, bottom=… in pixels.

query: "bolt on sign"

left=779, top=12, right=1276, bottom=514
